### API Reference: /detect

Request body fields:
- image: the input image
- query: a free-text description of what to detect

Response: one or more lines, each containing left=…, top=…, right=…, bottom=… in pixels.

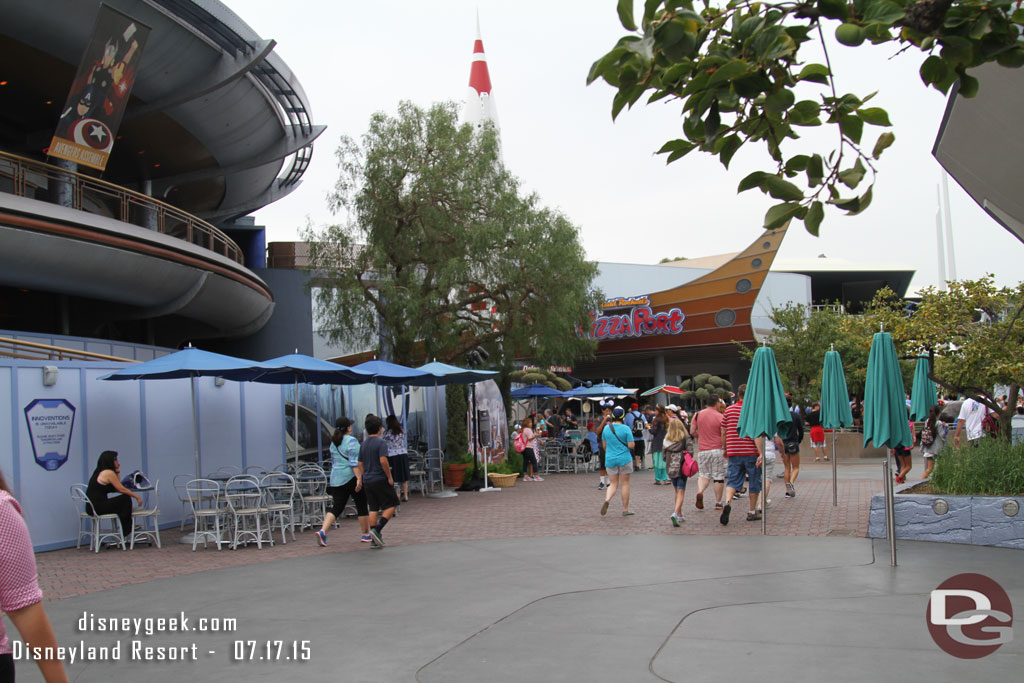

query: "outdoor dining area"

left=60, top=348, right=498, bottom=553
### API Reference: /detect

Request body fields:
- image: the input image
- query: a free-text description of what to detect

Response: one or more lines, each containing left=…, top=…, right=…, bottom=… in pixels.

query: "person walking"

left=920, top=404, right=948, bottom=479
left=690, top=393, right=726, bottom=511
left=600, top=407, right=635, bottom=516
left=719, top=384, right=764, bottom=525
left=953, top=397, right=989, bottom=447
left=1, top=469, right=69, bottom=683
left=650, top=405, right=669, bottom=485
left=594, top=402, right=614, bottom=490
left=807, top=402, right=827, bottom=461
left=781, top=401, right=804, bottom=498
left=383, top=414, right=411, bottom=502
left=624, top=403, right=647, bottom=471
left=519, top=416, right=544, bottom=482
left=317, top=419, right=370, bottom=546
left=359, top=415, right=398, bottom=548
left=663, top=417, right=694, bottom=526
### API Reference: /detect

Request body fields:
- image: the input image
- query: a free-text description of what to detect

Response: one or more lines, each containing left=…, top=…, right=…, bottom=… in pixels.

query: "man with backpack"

left=624, top=403, right=647, bottom=471
left=953, top=397, right=991, bottom=447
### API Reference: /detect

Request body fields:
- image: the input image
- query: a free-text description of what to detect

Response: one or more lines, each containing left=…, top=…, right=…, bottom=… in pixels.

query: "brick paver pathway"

left=36, top=465, right=878, bottom=601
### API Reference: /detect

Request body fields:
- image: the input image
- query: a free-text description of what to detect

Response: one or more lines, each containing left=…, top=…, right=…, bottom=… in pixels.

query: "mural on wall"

left=23, top=398, right=76, bottom=471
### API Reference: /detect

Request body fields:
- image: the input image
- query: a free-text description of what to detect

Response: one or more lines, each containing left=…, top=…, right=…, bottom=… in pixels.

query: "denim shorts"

left=670, top=476, right=687, bottom=490
left=726, top=455, right=762, bottom=494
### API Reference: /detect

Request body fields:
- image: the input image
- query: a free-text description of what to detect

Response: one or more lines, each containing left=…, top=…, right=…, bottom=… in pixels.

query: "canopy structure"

left=640, top=384, right=684, bottom=397
left=510, top=384, right=569, bottom=399
left=565, top=383, right=634, bottom=398
left=863, top=332, right=913, bottom=450
left=820, top=349, right=854, bottom=506
left=909, top=357, right=938, bottom=422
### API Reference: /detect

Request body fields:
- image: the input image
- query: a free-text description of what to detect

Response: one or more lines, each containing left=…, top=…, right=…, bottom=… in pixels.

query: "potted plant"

left=443, top=452, right=474, bottom=488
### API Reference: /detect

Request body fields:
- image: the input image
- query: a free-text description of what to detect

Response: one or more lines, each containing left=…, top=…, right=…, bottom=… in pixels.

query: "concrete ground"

left=15, top=460, right=1021, bottom=682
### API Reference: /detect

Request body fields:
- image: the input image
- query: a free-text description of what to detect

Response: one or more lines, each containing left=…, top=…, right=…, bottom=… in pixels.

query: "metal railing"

left=0, top=336, right=139, bottom=363
left=0, top=151, right=243, bottom=264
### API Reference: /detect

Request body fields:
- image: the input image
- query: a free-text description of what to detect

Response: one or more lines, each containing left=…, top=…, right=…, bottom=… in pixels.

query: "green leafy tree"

left=305, top=101, right=600, bottom=366
left=446, top=383, right=469, bottom=459
left=742, top=302, right=870, bottom=403
left=589, top=1, right=1024, bottom=234
left=860, top=278, right=1024, bottom=438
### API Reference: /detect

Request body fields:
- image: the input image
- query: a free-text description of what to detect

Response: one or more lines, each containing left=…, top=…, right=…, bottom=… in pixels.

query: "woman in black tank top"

left=86, top=450, right=142, bottom=538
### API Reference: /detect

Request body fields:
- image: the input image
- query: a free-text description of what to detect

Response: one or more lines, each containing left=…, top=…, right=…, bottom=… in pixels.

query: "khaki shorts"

left=697, top=449, right=726, bottom=481
left=763, top=458, right=775, bottom=479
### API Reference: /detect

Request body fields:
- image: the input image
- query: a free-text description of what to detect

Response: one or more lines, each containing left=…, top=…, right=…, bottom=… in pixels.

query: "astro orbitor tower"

left=462, top=15, right=501, bottom=156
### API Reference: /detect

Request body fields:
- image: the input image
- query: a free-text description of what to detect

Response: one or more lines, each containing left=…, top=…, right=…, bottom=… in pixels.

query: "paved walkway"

left=17, top=459, right=1020, bottom=682
left=38, top=462, right=878, bottom=600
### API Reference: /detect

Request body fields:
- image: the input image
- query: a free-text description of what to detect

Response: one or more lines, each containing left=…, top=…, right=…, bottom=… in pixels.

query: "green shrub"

left=505, top=447, right=523, bottom=474
left=445, top=385, right=468, bottom=458
left=486, top=459, right=517, bottom=475
left=931, top=439, right=1024, bottom=496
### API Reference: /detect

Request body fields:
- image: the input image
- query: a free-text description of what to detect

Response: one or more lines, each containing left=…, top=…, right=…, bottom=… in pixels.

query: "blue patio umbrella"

left=248, top=353, right=371, bottom=464
left=417, top=362, right=500, bottom=493
left=863, top=332, right=913, bottom=449
left=100, top=347, right=265, bottom=478
left=820, top=349, right=854, bottom=505
left=564, top=383, right=634, bottom=398
left=510, top=383, right=568, bottom=399
left=350, top=359, right=434, bottom=386
left=909, top=356, right=938, bottom=422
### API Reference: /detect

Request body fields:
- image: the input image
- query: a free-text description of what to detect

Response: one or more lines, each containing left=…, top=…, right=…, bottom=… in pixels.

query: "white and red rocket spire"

left=462, top=14, right=501, bottom=145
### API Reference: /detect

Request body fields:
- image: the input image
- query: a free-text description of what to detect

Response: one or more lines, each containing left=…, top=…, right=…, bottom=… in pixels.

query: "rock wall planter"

left=868, top=481, right=1024, bottom=549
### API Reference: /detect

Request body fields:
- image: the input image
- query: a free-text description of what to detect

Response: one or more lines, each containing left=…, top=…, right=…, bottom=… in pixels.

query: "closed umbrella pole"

left=820, top=349, right=854, bottom=507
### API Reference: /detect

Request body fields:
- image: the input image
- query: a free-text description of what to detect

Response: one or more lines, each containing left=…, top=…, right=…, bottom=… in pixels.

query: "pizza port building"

left=572, top=225, right=915, bottom=398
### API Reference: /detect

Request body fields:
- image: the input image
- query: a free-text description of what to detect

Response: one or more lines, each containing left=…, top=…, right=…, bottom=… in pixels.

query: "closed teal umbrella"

left=909, top=356, right=938, bottom=422
left=863, top=332, right=913, bottom=449
left=738, top=346, right=792, bottom=439
left=820, top=350, right=854, bottom=429
left=738, top=345, right=791, bottom=536
left=820, top=349, right=854, bottom=506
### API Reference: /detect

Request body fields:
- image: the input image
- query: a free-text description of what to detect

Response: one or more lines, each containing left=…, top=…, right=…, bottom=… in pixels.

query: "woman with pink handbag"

left=663, top=419, right=696, bottom=527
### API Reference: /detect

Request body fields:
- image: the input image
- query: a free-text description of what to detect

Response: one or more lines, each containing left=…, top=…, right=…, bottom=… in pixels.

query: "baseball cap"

left=612, top=406, right=625, bottom=418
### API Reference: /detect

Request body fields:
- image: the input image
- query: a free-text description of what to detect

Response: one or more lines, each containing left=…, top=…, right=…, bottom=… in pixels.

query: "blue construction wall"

left=0, top=358, right=284, bottom=551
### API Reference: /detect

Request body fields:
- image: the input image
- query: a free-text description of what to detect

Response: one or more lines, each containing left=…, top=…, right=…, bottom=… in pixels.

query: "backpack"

left=120, top=470, right=152, bottom=490
left=982, top=411, right=1000, bottom=436
left=513, top=431, right=527, bottom=453
left=681, top=451, right=699, bottom=477
left=630, top=411, right=645, bottom=438
left=920, top=426, right=935, bottom=447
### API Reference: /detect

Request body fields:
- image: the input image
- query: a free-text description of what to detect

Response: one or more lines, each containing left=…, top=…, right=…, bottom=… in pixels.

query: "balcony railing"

left=0, top=150, right=243, bottom=264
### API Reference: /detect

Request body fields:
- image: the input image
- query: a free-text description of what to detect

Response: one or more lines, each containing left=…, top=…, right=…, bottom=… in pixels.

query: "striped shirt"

left=722, top=401, right=759, bottom=458
left=0, top=490, right=44, bottom=654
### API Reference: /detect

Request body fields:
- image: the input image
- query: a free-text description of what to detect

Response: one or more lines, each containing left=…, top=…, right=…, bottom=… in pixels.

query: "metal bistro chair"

left=540, top=440, right=562, bottom=474
left=186, top=478, right=224, bottom=551
left=295, top=465, right=331, bottom=530
left=260, top=472, right=296, bottom=544
left=173, top=474, right=194, bottom=530
left=408, top=450, right=428, bottom=497
left=130, top=479, right=161, bottom=549
left=424, top=448, right=444, bottom=495
left=70, top=484, right=125, bottom=553
left=224, top=475, right=272, bottom=549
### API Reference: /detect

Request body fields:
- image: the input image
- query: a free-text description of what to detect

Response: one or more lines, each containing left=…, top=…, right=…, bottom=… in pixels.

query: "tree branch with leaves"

left=589, top=0, right=1024, bottom=234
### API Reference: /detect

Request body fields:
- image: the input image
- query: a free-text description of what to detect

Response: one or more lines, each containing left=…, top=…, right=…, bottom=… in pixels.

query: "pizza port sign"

left=590, top=295, right=685, bottom=340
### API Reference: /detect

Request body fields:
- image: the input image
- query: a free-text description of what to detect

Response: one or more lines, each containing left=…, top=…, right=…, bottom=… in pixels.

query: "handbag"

left=681, top=452, right=699, bottom=477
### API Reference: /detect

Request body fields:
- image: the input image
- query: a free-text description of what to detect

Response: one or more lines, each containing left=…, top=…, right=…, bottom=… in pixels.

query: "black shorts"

left=388, top=453, right=410, bottom=483
left=633, top=438, right=646, bottom=457
left=327, top=479, right=368, bottom=518
left=598, top=447, right=606, bottom=471
left=363, top=479, right=399, bottom=512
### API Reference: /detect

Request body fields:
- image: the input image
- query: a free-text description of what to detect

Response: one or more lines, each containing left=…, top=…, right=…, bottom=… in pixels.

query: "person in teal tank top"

left=317, top=418, right=370, bottom=546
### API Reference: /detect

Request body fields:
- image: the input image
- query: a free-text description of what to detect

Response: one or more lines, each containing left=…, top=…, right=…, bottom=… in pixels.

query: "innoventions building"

left=0, top=0, right=329, bottom=548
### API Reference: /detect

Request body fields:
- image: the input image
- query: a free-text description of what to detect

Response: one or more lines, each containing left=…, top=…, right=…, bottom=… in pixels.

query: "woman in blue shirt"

left=600, top=407, right=635, bottom=517
left=317, top=417, right=370, bottom=546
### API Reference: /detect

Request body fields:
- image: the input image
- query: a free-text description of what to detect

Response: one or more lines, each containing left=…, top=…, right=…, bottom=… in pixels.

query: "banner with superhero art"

left=49, top=4, right=150, bottom=171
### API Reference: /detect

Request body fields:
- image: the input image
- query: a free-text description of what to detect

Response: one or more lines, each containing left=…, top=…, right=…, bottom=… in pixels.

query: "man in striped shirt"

left=719, top=384, right=764, bottom=525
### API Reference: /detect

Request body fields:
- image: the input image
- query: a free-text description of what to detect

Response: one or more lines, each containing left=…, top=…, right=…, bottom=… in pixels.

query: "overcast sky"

left=232, top=1, right=1021, bottom=293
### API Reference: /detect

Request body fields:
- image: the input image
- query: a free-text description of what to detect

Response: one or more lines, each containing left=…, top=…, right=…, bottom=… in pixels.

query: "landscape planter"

left=868, top=481, right=1024, bottom=549
left=443, top=464, right=470, bottom=488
